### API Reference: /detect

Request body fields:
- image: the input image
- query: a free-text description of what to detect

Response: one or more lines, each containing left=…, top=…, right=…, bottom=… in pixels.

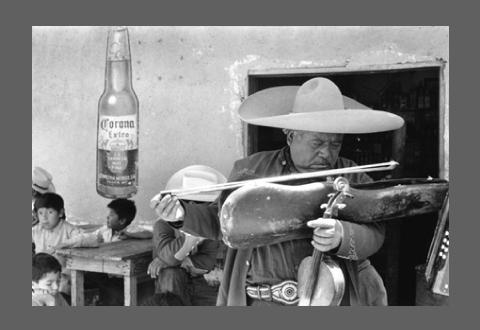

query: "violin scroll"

left=321, top=177, right=354, bottom=219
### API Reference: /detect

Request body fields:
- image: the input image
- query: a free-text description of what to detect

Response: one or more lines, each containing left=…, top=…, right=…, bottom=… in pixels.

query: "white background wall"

left=32, top=26, right=449, bottom=226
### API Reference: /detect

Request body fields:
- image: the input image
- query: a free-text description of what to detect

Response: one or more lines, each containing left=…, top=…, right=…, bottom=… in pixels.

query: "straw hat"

left=32, top=167, right=55, bottom=194
left=165, top=165, right=227, bottom=202
left=238, top=77, right=404, bottom=133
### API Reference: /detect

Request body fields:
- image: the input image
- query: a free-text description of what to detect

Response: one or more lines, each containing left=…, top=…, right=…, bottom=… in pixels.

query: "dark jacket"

left=152, top=218, right=219, bottom=272
left=180, top=147, right=387, bottom=306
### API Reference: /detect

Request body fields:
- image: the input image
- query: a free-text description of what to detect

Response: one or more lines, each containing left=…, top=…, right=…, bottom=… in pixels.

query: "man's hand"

left=180, top=256, right=209, bottom=276
left=150, top=194, right=185, bottom=222
left=147, top=257, right=165, bottom=278
left=307, top=218, right=343, bottom=252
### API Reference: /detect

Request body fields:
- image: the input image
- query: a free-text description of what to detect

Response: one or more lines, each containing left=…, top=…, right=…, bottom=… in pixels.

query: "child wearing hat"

left=32, top=253, right=70, bottom=306
left=32, top=167, right=56, bottom=227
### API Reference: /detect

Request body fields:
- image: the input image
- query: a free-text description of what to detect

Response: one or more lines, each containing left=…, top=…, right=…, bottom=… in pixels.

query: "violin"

left=297, top=177, right=352, bottom=306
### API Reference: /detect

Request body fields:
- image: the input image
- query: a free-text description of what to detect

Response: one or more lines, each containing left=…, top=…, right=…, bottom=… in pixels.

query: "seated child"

left=56, top=198, right=152, bottom=249
left=95, top=198, right=152, bottom=241
left=32, top=253, right=69, bottom=306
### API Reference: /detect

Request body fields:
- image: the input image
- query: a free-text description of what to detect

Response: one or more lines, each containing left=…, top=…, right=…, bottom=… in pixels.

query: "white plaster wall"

left=32, top=26, right=449, bottom=226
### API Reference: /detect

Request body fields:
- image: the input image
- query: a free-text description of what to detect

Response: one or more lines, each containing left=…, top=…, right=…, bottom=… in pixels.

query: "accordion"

left=425, top=195, right=449, bottom=296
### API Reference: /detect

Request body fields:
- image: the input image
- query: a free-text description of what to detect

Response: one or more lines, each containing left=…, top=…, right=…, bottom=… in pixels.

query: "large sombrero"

left=238, top=77, right=404, bottom=133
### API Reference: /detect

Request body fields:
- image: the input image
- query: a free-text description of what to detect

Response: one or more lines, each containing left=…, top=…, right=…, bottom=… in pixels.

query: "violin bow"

left=150, top=161, right=399, bottom=206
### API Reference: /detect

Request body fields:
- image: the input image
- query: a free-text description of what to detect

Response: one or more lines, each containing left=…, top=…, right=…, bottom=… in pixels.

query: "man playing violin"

left=151, top=77, right=404, bottom=306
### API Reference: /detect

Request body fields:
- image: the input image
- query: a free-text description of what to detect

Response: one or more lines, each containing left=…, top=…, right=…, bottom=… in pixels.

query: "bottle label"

left=98, top=115, right=138, bottom=150
left=97, top=115, right=138, bottom=187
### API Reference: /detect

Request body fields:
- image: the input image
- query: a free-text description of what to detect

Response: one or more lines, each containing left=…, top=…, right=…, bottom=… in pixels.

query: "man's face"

left=289, top=131, right=343, bottom=172
left=32, top=271, right=61, bottom=295
left=37, top=207, right=62, bottom=230
left=106, top=208, right=126, bottom=231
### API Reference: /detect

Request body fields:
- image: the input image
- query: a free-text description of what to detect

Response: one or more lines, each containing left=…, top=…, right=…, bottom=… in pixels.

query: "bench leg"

left=124, top=275, right=137, bottom=306
left=71, top=270, right=84, bottom=306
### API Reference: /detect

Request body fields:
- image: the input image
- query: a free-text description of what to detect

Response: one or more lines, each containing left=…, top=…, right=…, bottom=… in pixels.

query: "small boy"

left=91, top=198, right=152, bottom=243
left=56, top=198, right=152, bottom=249
left=32, top=192, right=86, bottom=256
left=32, top=253, right=69, bottom=306
left=32, top=192, right=85, bottom=259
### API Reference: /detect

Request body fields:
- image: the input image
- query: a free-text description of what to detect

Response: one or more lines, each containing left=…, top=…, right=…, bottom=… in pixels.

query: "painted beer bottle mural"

left=97, top=26, right=139, bottom=198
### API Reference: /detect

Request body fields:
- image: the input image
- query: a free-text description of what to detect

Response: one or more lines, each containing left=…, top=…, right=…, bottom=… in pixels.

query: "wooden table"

left=57, top=239, right=152, bottom=306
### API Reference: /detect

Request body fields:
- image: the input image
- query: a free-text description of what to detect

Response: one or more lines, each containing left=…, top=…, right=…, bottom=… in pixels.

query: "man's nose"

left=318, top=146, right=333, bottom=160
left=326, top=147, right=334, bottom=159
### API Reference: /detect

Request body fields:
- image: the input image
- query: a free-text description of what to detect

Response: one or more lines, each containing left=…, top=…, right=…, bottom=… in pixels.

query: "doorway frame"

left=244, top=61, right=448, bottom=179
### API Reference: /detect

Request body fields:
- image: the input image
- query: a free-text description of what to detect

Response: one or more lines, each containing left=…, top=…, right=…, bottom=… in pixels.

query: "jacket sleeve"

left=332, top=159, right=385, bottom=260
left=189, top=239, right=220, bottom=271
left=152, top=220, right=185, bottom=267
left=335, top=221, right=385, bottom=261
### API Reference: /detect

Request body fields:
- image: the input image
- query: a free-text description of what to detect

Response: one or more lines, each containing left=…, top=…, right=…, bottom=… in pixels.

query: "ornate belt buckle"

left=272, top=280, right=298, bottom=305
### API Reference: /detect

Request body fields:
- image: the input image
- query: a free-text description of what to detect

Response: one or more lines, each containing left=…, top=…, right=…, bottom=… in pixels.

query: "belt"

left=246, top=280, right=298, bottom=305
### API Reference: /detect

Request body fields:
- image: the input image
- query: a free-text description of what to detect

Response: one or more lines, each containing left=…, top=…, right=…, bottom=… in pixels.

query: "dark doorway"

left=247, top=67, right=441, bottom=305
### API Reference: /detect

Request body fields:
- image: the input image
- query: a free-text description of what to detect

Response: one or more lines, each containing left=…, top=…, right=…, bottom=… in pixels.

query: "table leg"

left=124, top=275, right=137, bottom=306
left=71, top=270, right=84, bottom=306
